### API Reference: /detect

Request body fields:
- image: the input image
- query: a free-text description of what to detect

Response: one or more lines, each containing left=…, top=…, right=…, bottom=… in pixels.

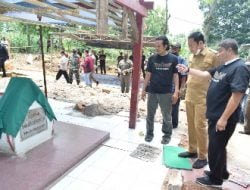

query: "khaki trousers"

left=186, top=101, right=208, bottom=160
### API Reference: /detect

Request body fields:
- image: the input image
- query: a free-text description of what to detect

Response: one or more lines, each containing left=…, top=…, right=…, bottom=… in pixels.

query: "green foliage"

left=169, top=34, right=190, bottom=59
left=144, top=7, right=167, bottom=36
left=199, top=0, right=250, bottom=45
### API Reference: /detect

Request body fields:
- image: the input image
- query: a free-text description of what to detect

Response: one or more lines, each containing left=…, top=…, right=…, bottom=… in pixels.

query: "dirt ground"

left=4, top=53, right=165, bottom=120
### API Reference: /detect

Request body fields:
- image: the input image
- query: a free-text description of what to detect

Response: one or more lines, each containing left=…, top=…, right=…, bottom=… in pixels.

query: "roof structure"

left=0, top=0, right=153, bottom=46
left=0, top=0, right=154, bottom=129
left=50, top=31, right=155, bottom=49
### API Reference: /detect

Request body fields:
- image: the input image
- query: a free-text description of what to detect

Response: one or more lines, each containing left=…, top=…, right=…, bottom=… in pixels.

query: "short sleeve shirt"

left=185, top=47, right=217, bottom=104
left=59, top=55, right=69, bottom=71
left=118, top=59, right=132, bottom=71
left=206, top=59, right=250, bottom=121
left=146, top=53, right=178, bottom=93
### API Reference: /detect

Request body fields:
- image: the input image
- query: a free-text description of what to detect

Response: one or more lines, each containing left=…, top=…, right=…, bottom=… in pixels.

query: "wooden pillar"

left=37, top=15, right=48, bottom=98
left=129, top=13, right=143, bottom=129
left=96, top=0, right=109, bottom=35
left=120, top=7, right=128, bottom=39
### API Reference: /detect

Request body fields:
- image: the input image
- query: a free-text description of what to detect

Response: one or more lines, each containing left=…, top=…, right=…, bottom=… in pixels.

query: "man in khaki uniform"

left=118, top=53, right=133, bottom=93
left=178, top=32, right=217, bottom=169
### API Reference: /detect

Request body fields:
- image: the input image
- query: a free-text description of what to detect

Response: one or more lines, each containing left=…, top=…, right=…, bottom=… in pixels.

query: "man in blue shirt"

left=141, top=36, right=179, bottom=144
left=170, top=43, right=187, bottom=129
left=177, top=39, right=249, bottom=187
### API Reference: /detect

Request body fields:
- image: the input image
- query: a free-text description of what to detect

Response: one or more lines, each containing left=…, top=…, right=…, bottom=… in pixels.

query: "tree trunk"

left=165, top=0, right=169, bottom=34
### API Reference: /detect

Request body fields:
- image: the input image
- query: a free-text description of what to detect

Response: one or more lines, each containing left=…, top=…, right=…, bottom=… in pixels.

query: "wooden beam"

left=0, top=15, right=81, bottom=31
left=115, top=0, right=148, bottom=16
left=77, top=0, right=95, bottom=9
left=90, top=0, right=124, bottom=27
left=120, top=7, right=128, bottom=39
left=127, top=9, right=139, bottom=42
left=0, top=1, right=95, bottom=28
left=53, top=0, right=79, bottom=9
left=129, top=13, right=144, bottom=129
left=108, top=0, right=123, bottom=10
left=23, top=0, right=95, bottom=22
left=96, top=0, right=109, bottom=34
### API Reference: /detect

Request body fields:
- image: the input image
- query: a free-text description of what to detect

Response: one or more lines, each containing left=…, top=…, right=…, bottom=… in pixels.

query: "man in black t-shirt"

left=99, top=50, right=106, bottom=74
left=141, top=52, right=146, bottom=79
left=141, top=36, right=179, bottom=144
left=177, top=39, right=249, bottom=187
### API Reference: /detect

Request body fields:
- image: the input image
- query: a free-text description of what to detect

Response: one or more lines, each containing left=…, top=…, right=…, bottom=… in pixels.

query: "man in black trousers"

left=177, top=39, right=249, bottom=187
left=0, top=43, right=9, bottom=77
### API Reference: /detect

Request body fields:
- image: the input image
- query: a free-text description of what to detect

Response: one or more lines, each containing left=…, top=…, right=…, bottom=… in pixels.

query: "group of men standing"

left=141, top=32, right=250, bottom=188
left=56, top=49, right=99, bottom=87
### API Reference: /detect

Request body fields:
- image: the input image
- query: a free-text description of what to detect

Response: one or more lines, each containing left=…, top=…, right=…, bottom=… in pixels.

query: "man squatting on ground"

left=177, top=39, right=249, bottom=187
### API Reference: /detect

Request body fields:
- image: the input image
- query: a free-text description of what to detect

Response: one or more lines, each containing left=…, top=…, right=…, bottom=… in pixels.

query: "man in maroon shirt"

left=82, top=50, right=94, bottom=87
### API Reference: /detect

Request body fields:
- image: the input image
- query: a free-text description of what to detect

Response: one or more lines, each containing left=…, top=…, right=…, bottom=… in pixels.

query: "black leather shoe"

left=144, top=135, right=153, bottom=142
left=204, top=170, right=230, bottom=180
left=196, top=176, right=222, bottom=187
left=192, top=159, right=207, bottom=169
left=161, top=138, right=170, bottom=144
left=178, top=151, right=198, bottom=158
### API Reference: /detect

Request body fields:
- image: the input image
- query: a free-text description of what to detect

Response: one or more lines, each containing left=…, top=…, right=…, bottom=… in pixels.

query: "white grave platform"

left=0, top=101, right=54, bottom=155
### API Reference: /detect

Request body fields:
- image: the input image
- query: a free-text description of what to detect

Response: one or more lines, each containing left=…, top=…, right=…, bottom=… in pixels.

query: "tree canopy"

left=144, top=7, right=167, bottom=36
left=199, top=0, right=250, bottom=45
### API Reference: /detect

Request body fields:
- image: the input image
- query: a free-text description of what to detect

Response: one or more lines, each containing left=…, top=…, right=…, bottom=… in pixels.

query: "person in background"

left=177, top=38, right=249, bottom=187
left=178, top=32, right=217, bottom=169
left=129, top=52, right=146, bottom=78
left=91, top=49, right=99, bottom=74
left=55, top=51, right=69, bottom=83
left=99, top=50, right=106, bottom=74
left=90, top=50, right=99, bottom=86
left=141, top=35, right=179, bottom=145
left=1, top=37, right=9, bottom=48
left=240, top=97, right=250, bottom=135
left=0, top=42, right=9, bottom=77
left=117, top=53, right=133, bottom=93
left=170, top=43, right=187, bottom=129
left=82, top=50, right=94, bottom=87
left=129, top=54, right=133, bottom=61
left=68, top=49, right=80, bottom=85
left=141, top=51, right=146, bottom=78
left=239, top=58, right=250, bottom=135
left=117, top=52, right=124, bottom=77
left=47, top=39, right=51, bottom=53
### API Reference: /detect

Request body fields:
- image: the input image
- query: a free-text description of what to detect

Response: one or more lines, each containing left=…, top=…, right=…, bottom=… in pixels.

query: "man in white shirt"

left=55, top=51, right=69, bottom=83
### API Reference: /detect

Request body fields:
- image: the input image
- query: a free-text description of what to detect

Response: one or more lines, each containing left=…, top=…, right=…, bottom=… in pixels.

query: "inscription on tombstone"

left=20, top=108, right=48, bottom=141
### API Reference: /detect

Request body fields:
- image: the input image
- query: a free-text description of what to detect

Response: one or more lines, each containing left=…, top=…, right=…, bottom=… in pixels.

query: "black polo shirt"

left=146, top=53, right=178, bottom=94
left=206, top=59, right=250, bottom=121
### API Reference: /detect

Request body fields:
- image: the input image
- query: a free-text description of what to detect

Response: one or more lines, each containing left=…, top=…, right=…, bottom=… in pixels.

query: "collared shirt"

left=206, top=59, right=249, bottom=121
left=224, top=58, right=240, bottom=65
left=185, top=47, right=217, bottom=104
